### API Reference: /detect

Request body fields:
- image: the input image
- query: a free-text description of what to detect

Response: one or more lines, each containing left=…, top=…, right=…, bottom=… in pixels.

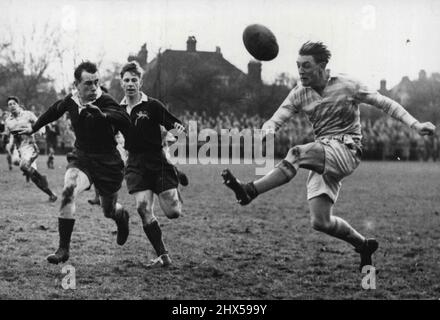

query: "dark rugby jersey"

left=121, top=94, right=181, bottom=153
left=32, top=93, right=131, bottom=154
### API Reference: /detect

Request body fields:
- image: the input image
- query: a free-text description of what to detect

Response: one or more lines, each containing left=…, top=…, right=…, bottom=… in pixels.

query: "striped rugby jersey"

left=269, top=73, right=417, bottom=140
left=5, top=109, right=39, bottom=147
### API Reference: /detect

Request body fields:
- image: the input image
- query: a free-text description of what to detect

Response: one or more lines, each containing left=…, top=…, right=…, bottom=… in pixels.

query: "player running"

left=19, top=61, right=132, bottom=264
left=222, top=41, right=436, bottom=271
left=119, top=61, right=186, bottom=268
left=4, top=96, right=57, bottom=201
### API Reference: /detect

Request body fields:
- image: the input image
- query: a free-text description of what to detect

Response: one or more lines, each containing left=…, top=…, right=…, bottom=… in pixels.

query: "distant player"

left=4, top=96, right=57, bottom=201
left=19, top=61, right=132, bottom=264
left=45, top=122, right=59, bottom=169
left=222, top=42, right=436, bottom=271
left=120, top=61, right=185, bottom=268
left=47, top=147, right=55, bottom=169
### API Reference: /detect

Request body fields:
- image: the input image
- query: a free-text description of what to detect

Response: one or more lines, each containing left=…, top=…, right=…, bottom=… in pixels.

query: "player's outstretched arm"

left=18, top=100, right=66, bottom=135
left=411, top=121, right=436, bottom=136
left=359, top=90, right=436, bottom=135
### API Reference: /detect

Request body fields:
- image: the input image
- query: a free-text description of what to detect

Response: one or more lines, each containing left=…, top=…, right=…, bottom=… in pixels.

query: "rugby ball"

left=242, top=24, right=279, bottom=61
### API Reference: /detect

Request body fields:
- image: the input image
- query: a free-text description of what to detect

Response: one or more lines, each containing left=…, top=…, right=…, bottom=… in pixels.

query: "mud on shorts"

left=307, top=135, right=362, bottom=203
left=66, top=149, right=124, bottom=197
left=125, top=151, right=179, bottom=195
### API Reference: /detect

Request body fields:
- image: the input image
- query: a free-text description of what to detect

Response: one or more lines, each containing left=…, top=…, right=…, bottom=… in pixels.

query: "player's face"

left=121, top=71, right=142, bottom=98
left=7, top=99, right=20, bottom=115
left=296, top=55, right=325, bottom=87
left=75, top=71, right=100, bottom=103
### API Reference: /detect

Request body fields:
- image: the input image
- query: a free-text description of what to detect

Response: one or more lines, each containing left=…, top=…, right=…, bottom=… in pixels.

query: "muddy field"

left=0, top=155, right=439, bottom=300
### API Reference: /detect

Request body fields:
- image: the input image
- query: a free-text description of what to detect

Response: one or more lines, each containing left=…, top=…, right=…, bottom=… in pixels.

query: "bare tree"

left=0, top=21, right=64, bottom=110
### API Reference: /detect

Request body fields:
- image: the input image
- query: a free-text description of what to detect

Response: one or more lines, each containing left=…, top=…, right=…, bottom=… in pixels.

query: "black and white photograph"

left=0, top=0, right=439, bottom=304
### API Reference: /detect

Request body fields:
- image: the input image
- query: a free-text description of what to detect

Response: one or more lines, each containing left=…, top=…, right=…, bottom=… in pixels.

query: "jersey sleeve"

left=268, top=86, right=301, bottom=130
left=32, top=99, right=67, bottom=133
left=355, top=81, right=418, bottom=127
left=153, top=100, right=181, bottom=131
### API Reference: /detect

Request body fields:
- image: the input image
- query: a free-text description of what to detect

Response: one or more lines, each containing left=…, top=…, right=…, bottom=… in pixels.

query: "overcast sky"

left=2, top=0, right=440, bottom=91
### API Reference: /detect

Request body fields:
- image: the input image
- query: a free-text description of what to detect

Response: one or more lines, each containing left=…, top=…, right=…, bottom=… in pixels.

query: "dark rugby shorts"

left=125, top=151, right=179, bottom=195
left=66, top=149, right=124, bottom=196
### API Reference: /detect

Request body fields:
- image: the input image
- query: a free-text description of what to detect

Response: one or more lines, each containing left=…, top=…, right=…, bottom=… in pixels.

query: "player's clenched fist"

left=412, top=121, right=436, bottom=136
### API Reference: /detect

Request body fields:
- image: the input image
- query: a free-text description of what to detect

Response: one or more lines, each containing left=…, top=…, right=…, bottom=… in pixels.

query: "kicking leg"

left=158, top=188, right=181, bottom=220
left=222, top=142, right=325, bottom=205
left=47, top=168, right=90, bottom=264
left=134, top=190, right=171, bottom=267
left=309, top=194, right=378, bottom=271
left=101, top=192, right=129, bottom=246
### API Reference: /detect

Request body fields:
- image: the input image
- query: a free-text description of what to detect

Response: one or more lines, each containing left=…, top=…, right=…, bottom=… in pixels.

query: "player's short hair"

left=7, top=96, right=20, bottom=104
left=120, top=61, right=144, bottom=79
left=74, top=61, right=98, bottom=82
left=299, top=41, right=331, bottom=65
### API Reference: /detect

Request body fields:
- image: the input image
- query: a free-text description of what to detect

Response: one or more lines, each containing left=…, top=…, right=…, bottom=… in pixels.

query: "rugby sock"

left=29, top=169, right=55, bottom=197
left=7, top=154, right=12, bottom=170
left=58, top=218, right=75, bottom=250
left=327, top=216, right=365, bottom=248
left=253, top=160, right=297, bottom=195
left=143, top=220, right=168, bottom=257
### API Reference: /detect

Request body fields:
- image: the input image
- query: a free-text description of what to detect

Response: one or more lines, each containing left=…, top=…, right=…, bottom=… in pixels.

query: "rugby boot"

left=146, top=254, right=172, bottom=269
left=356, top=238, right=379, bottom=272
left=115, top=209, right=130, bottom=246
left=49, top=194, right=58, bottom=203
left=47, top=247, right=69, bottom=264
left=221, top=169, right=257, bottom=206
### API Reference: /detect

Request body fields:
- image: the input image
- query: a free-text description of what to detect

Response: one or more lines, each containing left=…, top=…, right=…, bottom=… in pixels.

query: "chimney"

left=135, top=43, right=148, bottom=67
left=186, top=36, right=197, bottom=52
left=419, top=69, right=427, bottom=81
left=380, top=79, right=387, bottom=92
left=248, top=60, right=262, bottom=83
left=215, top=46, right=221, bottom=55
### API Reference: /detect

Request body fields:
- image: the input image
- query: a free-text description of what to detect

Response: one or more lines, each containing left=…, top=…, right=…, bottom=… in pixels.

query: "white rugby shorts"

left=307, top=136, right=361, bottom=203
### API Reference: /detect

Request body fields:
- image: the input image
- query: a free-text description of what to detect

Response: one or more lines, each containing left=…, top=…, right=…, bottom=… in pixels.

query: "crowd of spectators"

left=1, top=108, right=439, bottom=161
left=179, top=110, right=440, bottom=161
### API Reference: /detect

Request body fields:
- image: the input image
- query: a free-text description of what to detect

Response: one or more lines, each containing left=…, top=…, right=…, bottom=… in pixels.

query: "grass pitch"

left=0, top=155, right=439, bottom=299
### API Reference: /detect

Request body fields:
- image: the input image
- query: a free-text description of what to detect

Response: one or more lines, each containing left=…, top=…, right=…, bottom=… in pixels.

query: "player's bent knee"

left=297, top=143, right=325, bottom=173
left=275, top=159, right=297, bottom=180
left=284, top=146, right=301, bottom=164
left=163, top=198, right=181, bottom=219
left=164, top=206, right=180, bottom=219
left=310, top=217, right=332, bottom=232
left=159, top=190, right=181, bottom=219
left=19, top=162, right=31, bottom=173
left=137, top=201, right=154, bottom=218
